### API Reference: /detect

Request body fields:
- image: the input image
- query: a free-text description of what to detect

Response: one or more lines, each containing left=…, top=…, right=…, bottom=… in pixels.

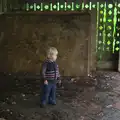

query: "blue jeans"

left=41, top=83, right=56, bottom=105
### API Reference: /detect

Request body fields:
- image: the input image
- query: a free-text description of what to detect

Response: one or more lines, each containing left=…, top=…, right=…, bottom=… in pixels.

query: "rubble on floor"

left=0, top=71, right=120, bottom=120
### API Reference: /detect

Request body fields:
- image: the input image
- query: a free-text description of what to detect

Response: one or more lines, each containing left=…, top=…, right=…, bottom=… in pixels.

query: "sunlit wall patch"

left=105, top=3, right=114, bottom=52
left=115, top=4, right=120, bottom=52
left=96, top=2, right=105, bottom=60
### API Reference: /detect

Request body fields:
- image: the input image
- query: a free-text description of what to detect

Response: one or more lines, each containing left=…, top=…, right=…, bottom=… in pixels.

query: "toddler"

left=40, top=47, right=61, bottom=108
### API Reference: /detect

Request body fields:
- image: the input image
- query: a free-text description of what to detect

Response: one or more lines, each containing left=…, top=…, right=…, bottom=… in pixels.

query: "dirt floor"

left=0, top=71, right=120, bottom=120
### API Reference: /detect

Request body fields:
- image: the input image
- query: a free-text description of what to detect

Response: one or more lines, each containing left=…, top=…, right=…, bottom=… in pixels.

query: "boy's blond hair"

left=47, top=47, right=58, bottom=58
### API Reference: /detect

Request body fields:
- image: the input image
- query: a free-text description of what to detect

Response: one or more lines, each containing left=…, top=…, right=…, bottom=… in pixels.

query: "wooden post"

left=0, top=0, right=3, bottom=14
left=118, top=51, right=120, bottom=72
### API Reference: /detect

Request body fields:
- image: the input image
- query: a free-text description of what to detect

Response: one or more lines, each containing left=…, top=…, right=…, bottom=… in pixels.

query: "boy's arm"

left=42, top=62, right=47, bottom=81
left=56, top=64, right=60, bottom=80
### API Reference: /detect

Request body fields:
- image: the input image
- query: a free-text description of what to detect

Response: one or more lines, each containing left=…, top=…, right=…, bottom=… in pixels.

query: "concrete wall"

left=0, top=0, right=7, bottom=14
left=97, top=52, right=119, bottom=70
left=0, top=12, right=95, bottom=76
left=89, top=9, right=97, bottom=73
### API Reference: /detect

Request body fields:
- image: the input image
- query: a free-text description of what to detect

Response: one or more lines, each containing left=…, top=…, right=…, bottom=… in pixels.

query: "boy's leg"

left=48, top=83, right=56, bottom=105
left=41, top=84, right=51, bottom=106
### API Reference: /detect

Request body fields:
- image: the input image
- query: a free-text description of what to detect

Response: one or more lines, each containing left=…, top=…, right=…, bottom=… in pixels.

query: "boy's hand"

left=58, top=80, right=61, bottom=84
left=44, top=80, right=48, bottom=85
left=57, top=80, right=62, bottom=88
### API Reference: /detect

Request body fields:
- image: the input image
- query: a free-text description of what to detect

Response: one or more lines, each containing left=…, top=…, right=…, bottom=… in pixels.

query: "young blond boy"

left=40, top=47, right=61, bottom=107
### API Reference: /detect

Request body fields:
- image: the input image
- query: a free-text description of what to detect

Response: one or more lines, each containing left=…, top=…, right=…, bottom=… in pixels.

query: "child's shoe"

left=48, top=101, right=56, bottom=105
left=40, top=103, right=46, bottom=108
left=51, top=103, right=56, bottom=106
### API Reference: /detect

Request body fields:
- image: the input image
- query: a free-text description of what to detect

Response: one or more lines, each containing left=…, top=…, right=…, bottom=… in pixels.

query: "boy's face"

left=48, top=53, right=57, bottom=61
left=51, top=53, right=57, bottom=61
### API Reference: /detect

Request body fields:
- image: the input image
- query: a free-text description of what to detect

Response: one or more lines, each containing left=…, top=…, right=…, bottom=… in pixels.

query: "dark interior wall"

left=0, top=13, right=91, bottom=76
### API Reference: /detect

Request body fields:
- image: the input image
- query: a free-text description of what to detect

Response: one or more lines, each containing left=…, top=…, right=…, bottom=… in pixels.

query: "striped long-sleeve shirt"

left=41, top=60, right=60, bottom=83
